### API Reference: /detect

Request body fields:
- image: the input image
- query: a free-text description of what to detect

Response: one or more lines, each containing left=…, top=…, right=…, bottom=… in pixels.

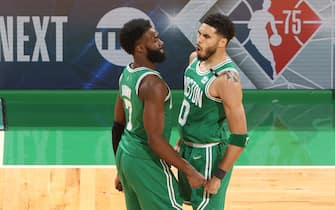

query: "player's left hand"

left=204, top=177, right=221, bottom=194
left=114, top=175, right=123, bottom=192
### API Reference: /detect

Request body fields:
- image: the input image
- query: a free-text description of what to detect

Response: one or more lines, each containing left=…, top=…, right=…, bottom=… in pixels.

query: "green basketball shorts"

left=116, top=146, right=183, bottom=210
left=178, top=141, right=233, bottom=210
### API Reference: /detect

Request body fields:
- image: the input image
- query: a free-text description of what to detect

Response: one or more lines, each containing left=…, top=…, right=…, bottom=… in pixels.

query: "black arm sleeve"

left=112, top=121, right=125, bottom=155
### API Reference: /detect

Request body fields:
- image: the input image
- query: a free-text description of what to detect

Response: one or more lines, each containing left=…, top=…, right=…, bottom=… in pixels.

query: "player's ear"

left=135, top=44, right=145, bottom=54
left=218, top=36, right=227, bottom=48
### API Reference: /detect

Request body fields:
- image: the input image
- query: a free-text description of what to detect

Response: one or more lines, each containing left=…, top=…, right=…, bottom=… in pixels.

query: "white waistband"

left=183, top=141, right=221, bottom=148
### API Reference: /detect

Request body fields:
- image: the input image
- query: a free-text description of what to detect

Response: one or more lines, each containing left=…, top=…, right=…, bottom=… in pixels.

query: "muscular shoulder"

left=138, top=74, right=168, bottom=102
left=189, top=51, right=197, bottom=64
left=210, top=71, right=242, bottom=101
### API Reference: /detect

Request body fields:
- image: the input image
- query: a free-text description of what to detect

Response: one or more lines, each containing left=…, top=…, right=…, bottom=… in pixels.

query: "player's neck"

left=200, top=51, right=228, bottom=71
left=132, top=58, right=155, bottom=70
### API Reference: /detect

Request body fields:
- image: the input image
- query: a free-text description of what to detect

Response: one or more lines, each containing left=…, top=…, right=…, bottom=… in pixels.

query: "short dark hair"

left=119, top=19, right=152, bottom=55
left=202, top=13, right=235, bottom=42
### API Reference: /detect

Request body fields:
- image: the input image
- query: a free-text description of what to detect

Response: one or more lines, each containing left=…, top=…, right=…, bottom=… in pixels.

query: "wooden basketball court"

left=0, top=167, right=334, bottom=210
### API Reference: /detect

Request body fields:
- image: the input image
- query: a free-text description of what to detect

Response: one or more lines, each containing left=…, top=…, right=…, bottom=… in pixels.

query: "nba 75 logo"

left=232, top=0, right=321, bottom=80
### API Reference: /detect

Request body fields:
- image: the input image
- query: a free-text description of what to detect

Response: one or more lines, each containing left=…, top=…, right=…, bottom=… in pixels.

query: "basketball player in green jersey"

left=176, top=13, right=249, bottom=210
left=112, top=19, right=206, bottom=210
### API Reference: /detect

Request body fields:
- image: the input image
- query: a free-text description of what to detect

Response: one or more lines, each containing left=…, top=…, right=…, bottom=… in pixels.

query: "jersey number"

left=178, top=99, right=190, bottom=126
left=124, top=99, right=133, bottom=130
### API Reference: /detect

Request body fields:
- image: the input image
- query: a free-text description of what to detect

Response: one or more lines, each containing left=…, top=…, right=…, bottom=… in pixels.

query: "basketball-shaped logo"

left=270, top=34, right=282, bottom=46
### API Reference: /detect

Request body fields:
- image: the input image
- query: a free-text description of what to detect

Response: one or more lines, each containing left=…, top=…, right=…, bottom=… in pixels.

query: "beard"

left=147, top=47, right=166, bottom=63
left=197, top=46, right=217, bottom=61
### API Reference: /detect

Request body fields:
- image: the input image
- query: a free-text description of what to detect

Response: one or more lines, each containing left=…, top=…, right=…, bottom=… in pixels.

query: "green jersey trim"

left=205, top=76, right=222, bottom=103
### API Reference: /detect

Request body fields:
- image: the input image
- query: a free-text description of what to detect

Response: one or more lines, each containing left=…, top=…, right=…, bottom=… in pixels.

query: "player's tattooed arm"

left=223, top=70, right=239, bottom=82
left=205, top=72, right=247, bottom=194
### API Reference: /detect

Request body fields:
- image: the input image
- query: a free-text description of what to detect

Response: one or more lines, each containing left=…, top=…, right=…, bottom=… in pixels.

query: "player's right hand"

left=114, top=175, right=123, bottom=192
left=186, top=169, right=206, bottom=188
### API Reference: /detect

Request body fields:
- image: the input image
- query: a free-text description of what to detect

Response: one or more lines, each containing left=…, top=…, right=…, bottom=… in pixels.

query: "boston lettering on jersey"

left=184, top=76, right=203, bottom=108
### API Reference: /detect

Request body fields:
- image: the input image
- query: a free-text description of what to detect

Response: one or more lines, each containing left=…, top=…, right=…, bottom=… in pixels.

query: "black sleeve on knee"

left=112, top=121, right=125, bottom=155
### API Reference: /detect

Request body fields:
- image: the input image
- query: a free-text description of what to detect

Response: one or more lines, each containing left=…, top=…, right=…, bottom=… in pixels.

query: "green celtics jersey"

left=119, top=65, right=173, bottom=147
left=178, top=58, right=238, bottom=144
